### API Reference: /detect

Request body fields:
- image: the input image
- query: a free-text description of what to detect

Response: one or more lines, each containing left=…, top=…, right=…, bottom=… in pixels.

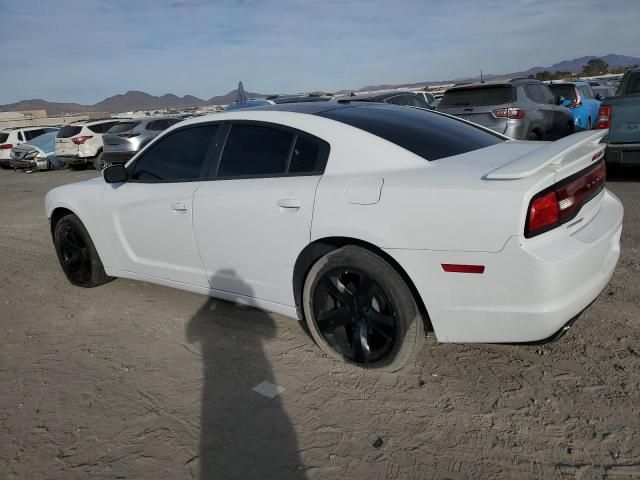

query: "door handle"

left=277, top=198, right=301, bottom=210
left=171, top=202, right=188, bottom=212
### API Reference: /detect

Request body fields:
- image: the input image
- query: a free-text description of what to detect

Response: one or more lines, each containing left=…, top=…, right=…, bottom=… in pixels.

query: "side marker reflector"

left=441, top=264, right=485, bottom=274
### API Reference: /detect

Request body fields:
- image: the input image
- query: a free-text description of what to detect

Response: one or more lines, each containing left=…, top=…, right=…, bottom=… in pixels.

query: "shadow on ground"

left=606, top=164, right=640, bottom=182
left=186, top=270, right=305, bottom=479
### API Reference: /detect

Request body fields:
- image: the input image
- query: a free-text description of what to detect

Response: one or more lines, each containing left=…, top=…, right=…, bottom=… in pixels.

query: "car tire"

left=93, top=152, right=110, bottom=172
left=587, top=118, right=592, bottom=130
left=69, top=163, right=87, bottom=171
left=302, top=245, right=425, bottom=371
left=53, top=213, right=114, bottom=288
left=527, top=131, right=541, bottom=141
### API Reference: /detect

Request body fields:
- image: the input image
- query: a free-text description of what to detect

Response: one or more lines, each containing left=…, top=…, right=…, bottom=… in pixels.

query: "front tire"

left=53, top=214, right=113, bottom=288
left=302, top=246, right=425, bottom=371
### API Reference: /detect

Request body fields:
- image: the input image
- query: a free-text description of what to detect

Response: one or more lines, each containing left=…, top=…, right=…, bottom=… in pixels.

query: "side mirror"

left=103, top=164, right=128, bottom=183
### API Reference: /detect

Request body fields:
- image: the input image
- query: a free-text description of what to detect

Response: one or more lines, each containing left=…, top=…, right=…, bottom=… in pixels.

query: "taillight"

left=525, top=160, right=606, bottom=238
left=597, top=105, right=611, bottom=129
left=0, top=143, right=13, bottom=150
left=72, top=135, right=93, bottom=145
left=493, top=108, right=526, bottom=119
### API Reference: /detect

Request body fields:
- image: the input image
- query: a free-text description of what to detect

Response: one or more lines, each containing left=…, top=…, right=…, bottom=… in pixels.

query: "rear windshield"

left=0, top=133, right=8, bottom=143
left=319, top=104, right=503, bottom=161
left=57, top=125, right=82, bottom=138
left=548, top=84, right=577, bottom=100
left=440, top=86, right=515, bottom=107
left=107, top=122, right=139, bottom=134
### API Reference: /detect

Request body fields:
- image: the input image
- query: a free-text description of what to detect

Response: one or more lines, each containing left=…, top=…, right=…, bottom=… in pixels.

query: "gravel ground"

left=1, top=167, right=639, bottom=480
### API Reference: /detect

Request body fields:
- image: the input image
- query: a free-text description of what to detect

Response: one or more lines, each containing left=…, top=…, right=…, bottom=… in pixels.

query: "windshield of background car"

left=107, top=122, right=140, bottom=134
left=439, top=85, right=515, bottom=107
left=57, top=126, right=82, bottom=138
left=0, top=133, right=8, bottom=143
left=548, top=84, right=577, bottom=100
left=319, top=104, right=503, bottom=161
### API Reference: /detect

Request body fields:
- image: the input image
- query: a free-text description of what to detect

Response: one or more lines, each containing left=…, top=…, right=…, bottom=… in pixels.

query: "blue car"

left=548, top=81, right=601, bottom=130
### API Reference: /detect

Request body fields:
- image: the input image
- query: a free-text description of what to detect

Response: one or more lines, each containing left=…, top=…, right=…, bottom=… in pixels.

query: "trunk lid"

left=608, top=99, right=640, bottom=144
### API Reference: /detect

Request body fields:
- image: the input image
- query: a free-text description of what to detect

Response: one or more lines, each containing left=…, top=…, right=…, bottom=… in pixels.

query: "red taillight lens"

left=493, top=108, right=526, bottom=119
left=72, top=135, right=93, bottom=145
left=597, top=105, right=611, bottom=129
left=525, top=160, right=606, bottom=238
left=527, top=191, right=559, bottom=236
left=0, top=143, right=13, bottom=149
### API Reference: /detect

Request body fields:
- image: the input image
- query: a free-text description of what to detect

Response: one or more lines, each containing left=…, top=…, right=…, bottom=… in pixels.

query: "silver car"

left=101, top=117, right=182, bottom=168
left=437, top=79, right=574, bottom=140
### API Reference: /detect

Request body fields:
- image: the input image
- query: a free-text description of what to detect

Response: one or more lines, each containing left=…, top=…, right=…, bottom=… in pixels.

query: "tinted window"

left=289, top=135, right=327, bottom=173
left=131, top=125, right=218, bottom=182
left=89, top=121, right=118, bottom=133
left=57, top=125, right=82, bottom=138
left=440, top=86, right=515, bottom=107
left=18, top=132, right=24, bottom=141
left=385, top=95, right=410, bottom=106
left=108, top=122, right=139, bottom=134
left=539, top=85, right=556, bottom=104
left=626, top=73, right=640, bottom=94
left=320, top=104, right=503, bottom=161
left=147, top=119, right=169, bottom=131
left=524, top=85, right=542, bottom=102
left=218, top=124, right=293, bottom=177
left=548, top=84, right=577, bottom=101
left=0, top=133, right=8, bottom=143
left=24, top=129, right=46, bottom=141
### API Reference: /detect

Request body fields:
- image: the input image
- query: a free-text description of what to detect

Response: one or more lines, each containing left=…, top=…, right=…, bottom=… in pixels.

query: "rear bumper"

left=605, top=143, right=640, bottom=166
left=386, top=189, right=623, bottom=343
left=102, top=150, right=135, bottom=164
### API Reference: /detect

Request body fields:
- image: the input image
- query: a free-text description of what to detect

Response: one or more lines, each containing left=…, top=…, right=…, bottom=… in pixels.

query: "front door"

left=101, top=124, right=220, bottom=287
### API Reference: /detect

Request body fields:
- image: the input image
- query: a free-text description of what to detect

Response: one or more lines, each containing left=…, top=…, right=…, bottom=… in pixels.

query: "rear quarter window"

left=440, top=86, right=515, bottom=107
left=625, top=73, right=640, bottom=94
left=320, top=104, right=503, bottom=161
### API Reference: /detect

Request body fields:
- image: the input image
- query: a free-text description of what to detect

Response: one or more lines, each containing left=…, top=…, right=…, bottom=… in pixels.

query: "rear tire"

left=93, top=152, right=109, bottom=172
left=53, top=214, right=114, bottom=288
left=302, top=245, right=425, bottom=372
left=527, top=130, right=541, bottom=141
left=69, top=163, right=87, bottom=171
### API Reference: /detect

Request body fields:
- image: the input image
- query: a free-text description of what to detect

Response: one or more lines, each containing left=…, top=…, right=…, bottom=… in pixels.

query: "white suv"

left=0, top=126, right=57, bottom=167
left=55, top=119, right=122, bottom=170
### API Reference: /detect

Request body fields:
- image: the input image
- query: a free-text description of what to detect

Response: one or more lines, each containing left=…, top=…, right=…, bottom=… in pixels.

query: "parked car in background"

left=225, top=99, right=274, bottom=111
left=347, top=90, right=432, bottom=108
left=437, top=79, right=574, bottom=140
left=598, top=67, right=640, bottom=168
left=0, top=126, right=57, bottom=167
left=55, top=119, right=122, bottom=170
left=10, top=130, right=62, bottom=171
left=101, top=117, right=182, bottom=169
left=268, top=94, right=332, bottom=104
left=46, top=103, right=621, bottom=371
left=413, top=91, right=436, bottom=106
left=587, top=81, right=617, bottom=99
left=547, top=81, right=600, bottom=130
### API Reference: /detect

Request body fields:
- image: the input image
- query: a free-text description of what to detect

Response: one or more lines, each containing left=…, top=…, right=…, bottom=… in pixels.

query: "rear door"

left=192, top=122, right=328, bottom=306
left=610, top=72, right=640, bottom=144
left=101, top=124, right=220, bottom=287
left=437, top=85, right=515, bottom=134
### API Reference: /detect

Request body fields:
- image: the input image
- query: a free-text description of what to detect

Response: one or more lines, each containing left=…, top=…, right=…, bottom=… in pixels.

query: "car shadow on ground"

left=185, top=270, right=305, bottom=479
left=606, top=165, right=640, bottom=182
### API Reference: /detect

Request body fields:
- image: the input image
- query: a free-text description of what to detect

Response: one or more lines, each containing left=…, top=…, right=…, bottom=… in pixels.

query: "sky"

left=0, top=0, right=639, bottom=105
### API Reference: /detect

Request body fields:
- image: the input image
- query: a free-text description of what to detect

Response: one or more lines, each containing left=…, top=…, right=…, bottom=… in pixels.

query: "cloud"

left=0, top=0, right=639, bottom=104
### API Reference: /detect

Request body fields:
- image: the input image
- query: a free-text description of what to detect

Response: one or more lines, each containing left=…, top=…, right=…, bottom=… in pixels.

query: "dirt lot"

left=1, top=168, right=639, bottom=480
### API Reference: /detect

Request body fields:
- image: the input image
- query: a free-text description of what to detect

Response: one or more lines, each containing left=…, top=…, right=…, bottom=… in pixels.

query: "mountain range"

left=1, top=54, right=638, bottom=116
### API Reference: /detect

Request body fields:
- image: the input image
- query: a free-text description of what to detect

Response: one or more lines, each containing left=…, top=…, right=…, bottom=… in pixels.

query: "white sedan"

left=45, top=103, right=623, bottom=371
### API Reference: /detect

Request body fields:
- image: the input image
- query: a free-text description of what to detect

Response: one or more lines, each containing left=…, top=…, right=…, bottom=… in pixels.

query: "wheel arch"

left=49, top=207, right=75, bottom=237
left=292, top=236, right=431, bottom=331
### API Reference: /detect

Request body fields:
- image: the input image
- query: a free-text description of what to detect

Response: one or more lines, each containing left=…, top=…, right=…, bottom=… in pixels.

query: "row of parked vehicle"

left=0, top=116, right=182, bottom=173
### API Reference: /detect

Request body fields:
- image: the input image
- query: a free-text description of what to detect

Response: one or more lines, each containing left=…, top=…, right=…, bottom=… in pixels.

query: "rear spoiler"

left=485, top=129, right=608, bottom=180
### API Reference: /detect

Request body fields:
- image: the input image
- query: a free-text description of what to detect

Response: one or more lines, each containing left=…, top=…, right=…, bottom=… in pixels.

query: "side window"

left=147, top=120, right=168, bottom=130
left=406, top=94, right=429, bottom=108
left=289, top=135, right=328, bottom=174
left=131, top=125, right=218, bottom=182
left=525, top=85, right=542, bottom=102
left=538, top=85, right=556, bottom=104
left=385, top=95, right=409, bottom=106
left=217, top=124, right=293, bottom=177
left=88, top=123, right=103, bottom=133
left=18, top=131, right=24, bottom=141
